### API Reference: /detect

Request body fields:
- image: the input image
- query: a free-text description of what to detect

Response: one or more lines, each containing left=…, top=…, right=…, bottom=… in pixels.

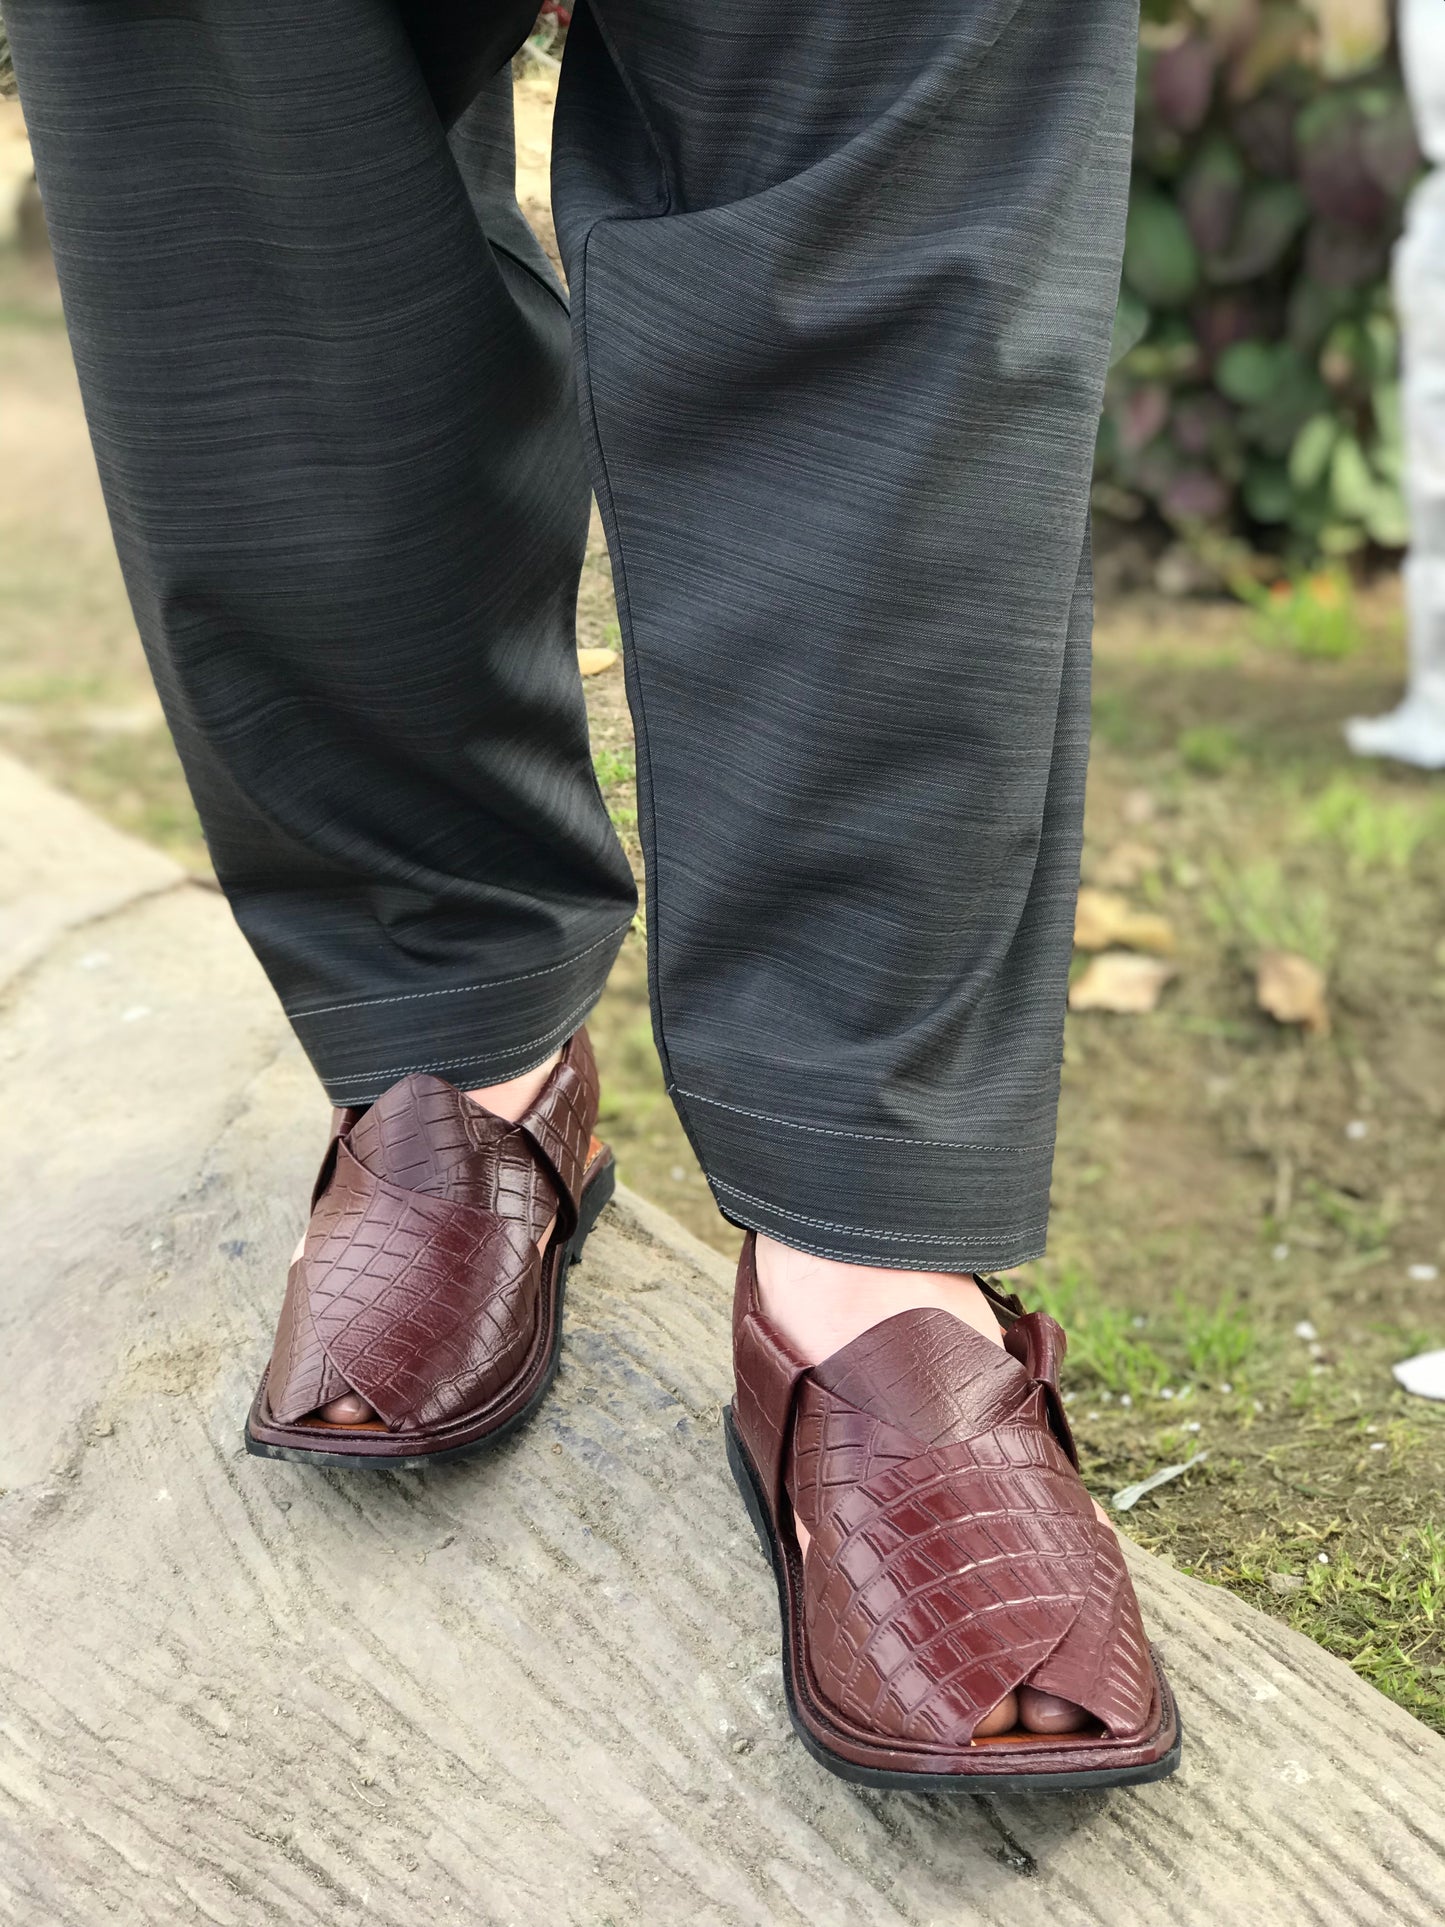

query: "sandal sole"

left=723, top=1401, right=1183, bottom=1792
left=242, top=1157, right=616, bottom=1471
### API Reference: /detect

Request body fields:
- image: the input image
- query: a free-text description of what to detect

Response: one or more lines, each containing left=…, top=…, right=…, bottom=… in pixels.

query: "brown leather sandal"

left=726, top=1234, right=1182, bottom=1790
left=245, top=1027, right=613, bottom=1470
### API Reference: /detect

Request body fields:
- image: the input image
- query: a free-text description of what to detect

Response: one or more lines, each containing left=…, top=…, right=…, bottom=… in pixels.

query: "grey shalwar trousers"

left=7, top=0, right=1137, bottom=1271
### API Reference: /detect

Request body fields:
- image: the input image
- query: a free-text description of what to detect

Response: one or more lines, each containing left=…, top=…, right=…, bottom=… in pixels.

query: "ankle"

left=466, top=1048, right=561, bottom=1124
left=752, top=1232, right=1006, bottom=1366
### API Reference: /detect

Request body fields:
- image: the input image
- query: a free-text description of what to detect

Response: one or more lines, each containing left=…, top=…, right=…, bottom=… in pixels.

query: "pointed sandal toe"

left=726, top=1235, right=1182, bottom=1790
left=245, top=1027, right=613, bottom=1469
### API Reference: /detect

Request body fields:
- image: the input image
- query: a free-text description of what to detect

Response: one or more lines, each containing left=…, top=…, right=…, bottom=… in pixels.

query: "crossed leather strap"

left=264, top=1029, right=599, bottom=1432
left=734, top=1249, right=1156, bottom=1745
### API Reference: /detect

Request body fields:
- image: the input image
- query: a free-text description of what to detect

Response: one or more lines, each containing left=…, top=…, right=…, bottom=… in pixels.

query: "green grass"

left=1178, top=723, right=1242, bottom=776
left=1230, top=1525, right=1445, bottom=1730
left=592, top=747, right=635, bottom=788
left=1203, top=855, right=1337, bottom=968
left=1297, top=775, right=1445, bottom=877
left=1238, top=567, right=1366, bottom=661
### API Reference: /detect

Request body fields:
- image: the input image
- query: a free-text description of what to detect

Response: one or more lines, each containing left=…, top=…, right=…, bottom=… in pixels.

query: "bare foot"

left=308, top=1052, right=563, bottom=1426
left=754, top=1234, right=1108, bottom=1739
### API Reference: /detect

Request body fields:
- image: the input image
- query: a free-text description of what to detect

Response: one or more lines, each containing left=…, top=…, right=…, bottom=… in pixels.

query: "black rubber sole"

left=723, top=1403, right=1184, bottom=1793
left=244, top=1160, right=617, bottom=1472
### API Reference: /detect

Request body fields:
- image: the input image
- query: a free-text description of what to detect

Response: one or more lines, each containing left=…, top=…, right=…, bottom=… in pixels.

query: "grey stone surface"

left=0, top=750, right=181, bottom=992
left=3, top=754, right=1444, bottom=1926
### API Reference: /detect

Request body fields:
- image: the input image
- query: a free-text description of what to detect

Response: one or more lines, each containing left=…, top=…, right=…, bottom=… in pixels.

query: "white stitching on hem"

left=289, top=923, right=631, bottom=1023
left=670, top=1086, right=1051, bottom=1154
left=709, top=1177, right=1049, bottom=1247
left=324, top=995, right=595, bottom=1102
left=732, top=1229, right=1048, bottom=1271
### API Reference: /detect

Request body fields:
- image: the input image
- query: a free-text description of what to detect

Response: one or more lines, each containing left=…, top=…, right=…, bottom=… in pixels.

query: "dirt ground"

left=1, top=74, right=1441, bottom=1732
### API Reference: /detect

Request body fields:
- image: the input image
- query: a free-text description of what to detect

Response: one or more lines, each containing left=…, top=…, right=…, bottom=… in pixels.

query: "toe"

left=974, top=1691, right=1020, bottom=1738
left=1018, top=1684, right=1093, bottom=1734
left=316, top=1391, right=377, bottom=1425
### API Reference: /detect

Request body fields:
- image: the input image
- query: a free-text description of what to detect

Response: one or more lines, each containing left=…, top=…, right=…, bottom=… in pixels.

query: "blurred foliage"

left=1097, top=0, right=1420, bottom=565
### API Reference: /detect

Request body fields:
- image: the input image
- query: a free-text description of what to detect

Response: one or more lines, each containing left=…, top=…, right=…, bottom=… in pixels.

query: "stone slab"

left=2, top=767, right=1443, bottom=1927
left=0, top=750, right=182, bottom=991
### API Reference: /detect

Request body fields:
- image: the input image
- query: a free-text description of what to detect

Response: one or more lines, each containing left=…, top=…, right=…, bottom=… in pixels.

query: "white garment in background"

left=1346, top=0, right=1445, bottom=767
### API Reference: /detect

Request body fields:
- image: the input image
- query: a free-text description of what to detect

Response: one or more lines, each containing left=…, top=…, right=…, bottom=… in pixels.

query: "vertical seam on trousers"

left=572, top=217, right=708, bottom=1182
left=583, top=1, right=678, bottom=215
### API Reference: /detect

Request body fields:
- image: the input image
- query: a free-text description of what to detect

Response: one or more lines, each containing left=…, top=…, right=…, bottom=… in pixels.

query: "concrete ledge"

left=3, top=754, right=1443, bottom=1926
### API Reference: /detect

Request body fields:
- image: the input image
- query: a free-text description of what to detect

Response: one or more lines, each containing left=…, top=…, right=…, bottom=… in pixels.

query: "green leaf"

left=1290, top=414, right=1340, bottom=491
left=1363, top=480, right=1409, bottom=548
left=1329, top=434, right=1375, bottom=519
left=1372, top=380, right=1402, bottom=456
left=1244, top=460, right=1294, bottom=524
left=1124, top=192, right=1201, bottom=309
left=1216, top=340, right=1281, bottom=404
left=1364, top=313, right=1399, bottom=382
left=1319, top=522, right=1368, bottom=555
left=1205, top=182, right=1309, bottom=285
left=1110, top=290, right=1152, bottom=368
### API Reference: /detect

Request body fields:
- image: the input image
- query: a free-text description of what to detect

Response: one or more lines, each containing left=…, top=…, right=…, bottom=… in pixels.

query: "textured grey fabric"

left=8, top=0, right=1137, bottom=1270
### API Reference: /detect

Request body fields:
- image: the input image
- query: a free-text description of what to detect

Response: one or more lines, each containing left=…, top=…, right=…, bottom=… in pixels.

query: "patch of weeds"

left=1236, top=567, right=1363, bottom=661
left=1030, top=1265, right=1171, bottom=1400
left=0, top=667, right=107, bottom=705
left=1177, top=723, right=1241, bottom=777
left=1240, top=1526, right=1445, bottom=1732
left=592, top=747, right=635, bottom=789
left=1175, top=1291, right=1257, bottom=1386
left=1300, top=1177, right=1400, bottom=1256
left=1092, top=690, right=1147, bottom=752
left=1204, top=855, right=1336, bottom=969
left=1297, top=775, right=1444, bottom=878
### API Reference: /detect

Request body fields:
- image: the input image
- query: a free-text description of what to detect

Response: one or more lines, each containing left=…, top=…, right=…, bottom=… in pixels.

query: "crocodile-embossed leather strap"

left=264, top=1028, right=601, bottom=1430
left=732, top=1235, right=1157, bottom=1748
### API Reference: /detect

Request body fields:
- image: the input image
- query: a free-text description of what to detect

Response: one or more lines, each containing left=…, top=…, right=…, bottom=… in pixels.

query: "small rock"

left=1293, top=1320, right=1317, bottom=1341
left=1345, top=1119, right=1369, bottom=1141
left=1408, top=1263, right=1439, bottom=1283
left=1267, top=1573, right=1306, bottom=1596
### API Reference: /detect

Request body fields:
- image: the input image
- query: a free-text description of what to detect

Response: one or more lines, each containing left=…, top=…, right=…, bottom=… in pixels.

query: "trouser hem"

left=675, top=1087, right=1056, bottom=1274
left=294, top=920, right=632, bottom=1106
